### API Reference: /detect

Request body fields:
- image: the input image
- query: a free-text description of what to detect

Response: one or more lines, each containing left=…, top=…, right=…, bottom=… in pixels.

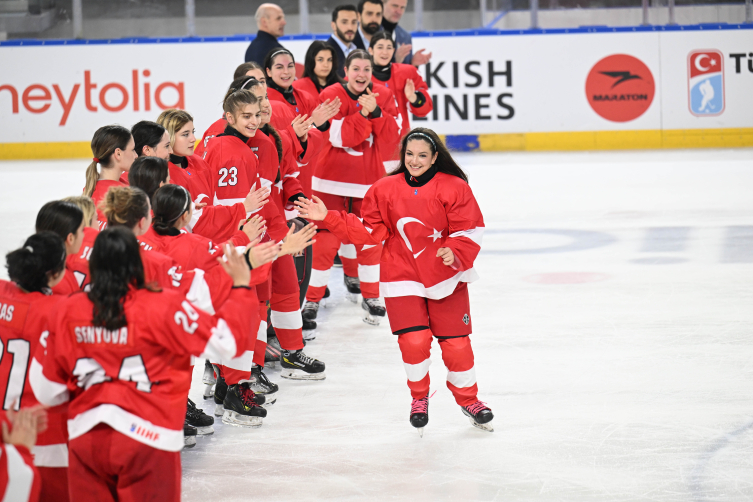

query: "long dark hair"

left=152, top=184, right=191, bottom=235
left=390, top=128, right=469, bottom=183
left=88, top=227, right=146, bottom=330
left=103, top=186, right=151, bottom=229
left=128, top=157, right=169, bottom=202
left=303, top=41, right=341, bottom=89
left=131, top=121, right=166, bottom=157
left=35, top=201, right=84, bottom=245
left=6, top=232, right=66, bottom=293
left=84, top=125, right=132, bottom=197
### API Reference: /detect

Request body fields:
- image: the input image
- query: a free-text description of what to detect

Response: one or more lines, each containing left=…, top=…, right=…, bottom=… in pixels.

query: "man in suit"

left=245, top=3, right=287, bottom=64
left=327, top=5, right=361, bottom=78
left=381, top=0, right=431, bottom=66
left=353, top=0, right=384, bottom=50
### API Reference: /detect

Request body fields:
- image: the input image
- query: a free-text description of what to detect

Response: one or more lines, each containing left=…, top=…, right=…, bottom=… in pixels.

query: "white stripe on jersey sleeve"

left=29, top=358, right=69, bottom=407
left=185, top=268, right=214, bottom=315
left=200, top=318, right=238, bottom=362
left=449, top=226, right=485, bottom=245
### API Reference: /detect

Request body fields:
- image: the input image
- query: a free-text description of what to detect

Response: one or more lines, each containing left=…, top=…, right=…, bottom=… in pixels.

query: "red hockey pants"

left=306, top=191, right=381, bottom=301
left=68, top=424, right=181, bottom=502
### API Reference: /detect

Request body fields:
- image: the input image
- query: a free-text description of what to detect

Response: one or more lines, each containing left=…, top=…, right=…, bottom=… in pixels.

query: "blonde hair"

left=61, top=195, right=97, bottom=228
left=102, top=186, right=150, bottom=229
left=157, top=109, right=194, bottom=149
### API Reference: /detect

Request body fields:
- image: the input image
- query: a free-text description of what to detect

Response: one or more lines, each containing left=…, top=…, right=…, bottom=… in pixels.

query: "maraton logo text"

left=0, top=70, right=185, bottom=126
left=586, top=54, right=655, bottom=122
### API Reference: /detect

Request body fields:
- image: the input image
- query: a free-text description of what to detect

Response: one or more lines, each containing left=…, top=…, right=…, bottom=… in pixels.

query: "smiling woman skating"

left=296, top=128, right=494, bottom=435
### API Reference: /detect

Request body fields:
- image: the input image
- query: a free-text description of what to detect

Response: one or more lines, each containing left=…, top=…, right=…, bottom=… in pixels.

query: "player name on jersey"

left=73, top=325, right=130, bottom=346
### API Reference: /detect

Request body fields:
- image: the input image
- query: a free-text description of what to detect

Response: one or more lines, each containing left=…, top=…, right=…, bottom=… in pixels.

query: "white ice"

left=1, top=149, right=752, bottom=501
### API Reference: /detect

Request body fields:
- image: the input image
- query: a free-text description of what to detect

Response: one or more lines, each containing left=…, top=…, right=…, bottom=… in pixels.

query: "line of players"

left=0, top=32, right=494, bottom=502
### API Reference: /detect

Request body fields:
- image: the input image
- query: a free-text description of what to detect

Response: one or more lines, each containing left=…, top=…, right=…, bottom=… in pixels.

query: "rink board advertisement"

left=0, top=26, right=751, bottom=157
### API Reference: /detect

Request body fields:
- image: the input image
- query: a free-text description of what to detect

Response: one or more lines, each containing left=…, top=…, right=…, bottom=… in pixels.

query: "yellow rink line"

left=2, top=128, right=752, bottom=160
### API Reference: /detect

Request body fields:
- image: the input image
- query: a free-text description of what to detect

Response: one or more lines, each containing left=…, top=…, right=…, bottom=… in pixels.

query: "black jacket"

left=245, top=30, right=284, bottom=65
left=326, top=35, right=365, bottom=78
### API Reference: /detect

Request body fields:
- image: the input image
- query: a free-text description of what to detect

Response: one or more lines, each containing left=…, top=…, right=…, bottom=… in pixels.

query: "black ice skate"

left=344, top=275, right=361, bottom=303
left=213, top=367, right=228, bottom=417
left=202, top=359, right=216, bottom=399
left=280, top=349, right=326, bottom=380
left=361, top=297, right=386, bottom=325
left=186, top=398, right=214, bottom=435
left=302, top=301, right=319, bottom=340
left=410, top=395, right=429, bottom=437
left=265, top=335, right=282, bottom=368
left=183, top=422, right=197, bottom=448
left=248, top=364, right=278, bottom=405
left=333, top=254, right=342, bottom=268
left=461, top=401, right=494, bottom=432
left=222, top=383, right=267, bottom=428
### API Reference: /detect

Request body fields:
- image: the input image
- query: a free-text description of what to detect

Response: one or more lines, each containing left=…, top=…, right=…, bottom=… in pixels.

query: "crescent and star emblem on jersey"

left=396, top=217, right=442, bottom=259
left=462, top=314, right=470, bottom=325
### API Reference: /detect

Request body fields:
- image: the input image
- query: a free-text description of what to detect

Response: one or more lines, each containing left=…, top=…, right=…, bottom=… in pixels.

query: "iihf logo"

left=688, top=50, right=725, bottom=117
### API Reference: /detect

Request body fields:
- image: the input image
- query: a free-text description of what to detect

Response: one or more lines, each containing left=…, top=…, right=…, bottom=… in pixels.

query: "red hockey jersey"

left=292, top=76, right=321, bottom=99
left=52, top=226, right=98, bottom=295
left=30, top=286, right=254, bottom=452
left=372, top=63, right=433, bottom=167
left=314, top=82, right=400, bottom=198
left=167, top=154, right=247, bottom=242
left=90, top=179, right=125, bottom=231
left=0, top=281, right=69, bottom=469
left=0, top=442, right=40, bottom=502
left=323, top=170, right=484, bottom=299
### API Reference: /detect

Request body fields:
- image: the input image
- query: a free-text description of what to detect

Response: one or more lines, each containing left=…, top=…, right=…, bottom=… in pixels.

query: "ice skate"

left=202, top=359, right=216, bottom=399
left=344, top=275, right=361, bottom=303
left=322, top=286, right=330, bottom=307
left=302, top=301, right=319, bottom=340
left=221, top=383, right=267, bottom=428
left=410, top=395, right=429, bottom=437
left=361, top=297, right=386, bottom=325
left=213, top=368, right=227, bottom=417
left=183, top=422, right=197, bottom=448
left=280, top=349, right=326, bottom=380
left=333, top=254, right=342, bottom=268
left=248, top=364, right=278, bottom=405
left=264, top=335, right=282, bottom=369
left=186, top=398, right=214, bottom=435
left=461, top=401, right=494, bottom=432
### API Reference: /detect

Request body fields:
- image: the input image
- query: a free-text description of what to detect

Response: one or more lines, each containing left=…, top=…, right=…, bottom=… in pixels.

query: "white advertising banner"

left=0, top=29, right=751, bottom=145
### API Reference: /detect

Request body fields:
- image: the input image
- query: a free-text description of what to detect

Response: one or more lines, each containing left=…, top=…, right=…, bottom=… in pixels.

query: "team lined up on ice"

left=0, top=10, right=492, bottom=502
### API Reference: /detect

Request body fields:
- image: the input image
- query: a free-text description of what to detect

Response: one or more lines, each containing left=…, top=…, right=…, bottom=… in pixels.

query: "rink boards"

left=1, top=24, right=752, bottom=158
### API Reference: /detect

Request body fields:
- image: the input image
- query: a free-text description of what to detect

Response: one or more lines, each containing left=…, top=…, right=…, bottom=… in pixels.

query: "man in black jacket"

left=326, top=5, right=361, bottom=78
left=245, top=3, right=287, bottom=64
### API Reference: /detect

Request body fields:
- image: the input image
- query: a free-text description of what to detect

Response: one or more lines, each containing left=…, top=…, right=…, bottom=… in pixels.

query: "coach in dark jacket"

left=327, top=5, right=362, bottom=78
left=245, top=3, right=287, bottom=64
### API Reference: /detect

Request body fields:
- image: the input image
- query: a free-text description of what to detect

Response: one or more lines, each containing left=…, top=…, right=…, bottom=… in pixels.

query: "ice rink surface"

left=1, top=148, right=752, bottom=501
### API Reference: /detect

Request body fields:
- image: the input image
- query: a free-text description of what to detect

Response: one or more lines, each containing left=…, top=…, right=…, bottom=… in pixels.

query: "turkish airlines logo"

left=585, top=54, right=655, bottom=122
left=688, top=50, right=724, bottom=117
left=396, top=217, right=443, bottom=259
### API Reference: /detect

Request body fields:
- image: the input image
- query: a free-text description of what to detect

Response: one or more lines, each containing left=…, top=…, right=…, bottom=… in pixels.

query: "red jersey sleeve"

left=404, top=64, right=433, bottom=117
left=323, top=187, right=389, bottom=245
left=372, top=85, right=400, bottom=145
left=0, top=443, right=40, bottom=502
left=441, top=182, right=485, bottom=272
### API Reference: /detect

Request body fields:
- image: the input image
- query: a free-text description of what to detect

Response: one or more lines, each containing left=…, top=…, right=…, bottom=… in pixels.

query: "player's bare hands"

left=311, top=98, right=341, bottom=127
left=404, top=79, right=417, bottom=103
left=436, top=247, right=455, bottom=266
left=395, top=43, right=412, bottom=64
left=194, top=202, right=208, bottom=210
left=243, top=186, right=270, bottom=212
left=3, top=406, right=47, bottom=450
left=218, top=244, right=251, bottom=287
left=295, top=195, right=328, bottom=221
left=291, top=114, right=315, bottom=141
left=241, top=215, right=266, bottom=242
left=412, top=48, right=432, bottom=66
left=280, top=223, right=317, bottom=256
left=245, top=241, right=281, bottom=269
left=358, top=88, right=379, bottom=115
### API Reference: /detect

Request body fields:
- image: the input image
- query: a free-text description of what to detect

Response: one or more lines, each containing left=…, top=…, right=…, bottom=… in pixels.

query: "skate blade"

left=280, top=369, right=326, bottom=381
left=362, top=313, right=382, bottom=326
left=345, top=292, right=359, bottom=303
left=213, top=403, right=225, bottom=417
left=221, top=411, right=263, bottom=428
left=183, top=436, right=197, bottom=448
left=202, top=375, right=216, bottom=386
left=469, top=418, right=494, bottom=432
left=264, top=360, right=280, bottom=370
left=320, top=298, right=328, bottom=308
left=195, top=425, right=215, bottom=435
left=302, top=329, right=317, bottom=341
left=416, top=427, right=424, bottom=438
left=203, top=383, right=215, bottom=399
